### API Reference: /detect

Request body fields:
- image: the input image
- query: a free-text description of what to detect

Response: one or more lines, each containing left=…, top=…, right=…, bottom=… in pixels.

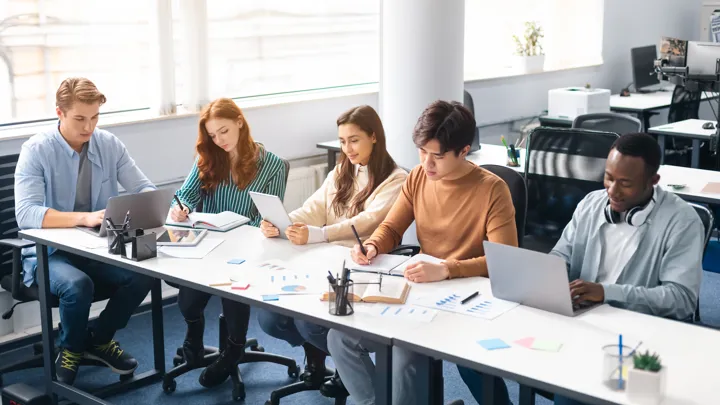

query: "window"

left=0, top=0, right=152, bottom=123
left=464, top=0, right=604, bottom=80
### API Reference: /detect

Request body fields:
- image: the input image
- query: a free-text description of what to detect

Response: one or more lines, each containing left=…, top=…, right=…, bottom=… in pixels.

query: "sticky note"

left=514, top=337, right=535, bottom=349
left=477, top=339, right=510, bottom=351
left=262, top=295, right=279, bottom=301
left=531, top=339, right=563, bottom=352
left=231, top=283, right=250, bottom=290
left=227, top=258, right=246, bottom=265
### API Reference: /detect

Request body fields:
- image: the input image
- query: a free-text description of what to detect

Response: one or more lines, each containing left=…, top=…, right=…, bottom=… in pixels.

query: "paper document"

left=166, top=211, right=249, bottom=232
left=158, top=238, right=224, bottom=259
left=347, top=254, right=409, bottom=275
left=355, top=304, right=437, bottom=323
left=413, top=290, right=519, bottom=320
left=230, top=259, right=325, bottom=295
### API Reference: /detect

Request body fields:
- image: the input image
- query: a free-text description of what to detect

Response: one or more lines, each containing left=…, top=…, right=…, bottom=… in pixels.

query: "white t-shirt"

left=597, top=212, right=641, bottom=284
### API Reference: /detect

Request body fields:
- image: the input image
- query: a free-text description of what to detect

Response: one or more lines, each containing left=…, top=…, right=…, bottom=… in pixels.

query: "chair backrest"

left=480, top=164, right=528, bottom=248
left=463, top=90, right=480, bottom=153
left=689, top=203, right=714, bottom=253
left=0, top=154, right=20, bottom=280
left=668, top=85, right=701, bottom=123
left=572, top=113, right=642, bottom=135
left=524, top=127, right=619, bottom=240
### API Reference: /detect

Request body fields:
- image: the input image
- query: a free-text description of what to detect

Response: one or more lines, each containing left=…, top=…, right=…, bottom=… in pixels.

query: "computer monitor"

left=631, top=45, right=661, bottom=92
left=686, top=41, right=720, bottom=81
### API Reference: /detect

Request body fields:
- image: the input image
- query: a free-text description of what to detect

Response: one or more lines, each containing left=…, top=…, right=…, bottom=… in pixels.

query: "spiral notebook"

left=165, top=211, right=250, bottom=232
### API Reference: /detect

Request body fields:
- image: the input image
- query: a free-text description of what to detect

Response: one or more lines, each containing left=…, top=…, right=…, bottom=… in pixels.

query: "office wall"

left=0, top=0, right=705, bottom=340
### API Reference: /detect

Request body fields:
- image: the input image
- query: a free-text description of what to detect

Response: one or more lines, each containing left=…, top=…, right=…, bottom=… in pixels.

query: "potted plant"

left=627, top=350, right=666, bottom=405
left=512, top=21, right=545, bottom=74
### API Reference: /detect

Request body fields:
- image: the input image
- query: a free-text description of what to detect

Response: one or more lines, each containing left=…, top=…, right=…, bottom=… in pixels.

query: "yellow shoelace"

left=95, top=340, right=124, bottom=359
left=60, top=350, right=83, bottom=371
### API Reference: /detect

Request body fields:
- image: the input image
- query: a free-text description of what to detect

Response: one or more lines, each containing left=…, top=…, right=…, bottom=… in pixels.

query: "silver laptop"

left=484, top=241, right=600, bottom=317
left=76, top=188, right=176, bottom=237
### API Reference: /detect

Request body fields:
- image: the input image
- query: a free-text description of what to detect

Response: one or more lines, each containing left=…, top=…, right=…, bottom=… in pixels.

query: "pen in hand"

left=174, top=194, right=187, bottom=213
left=350, top=224, right=367, bottom=257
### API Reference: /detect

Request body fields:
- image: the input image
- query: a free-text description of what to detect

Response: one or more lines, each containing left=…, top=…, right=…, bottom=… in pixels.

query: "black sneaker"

left=55, top=349, right=83, bottom=385
left=320, top=371, right=349, bottom=398
left=198, top=338, right=244, bottom=388
left=85, top=340, right=138, bottom=375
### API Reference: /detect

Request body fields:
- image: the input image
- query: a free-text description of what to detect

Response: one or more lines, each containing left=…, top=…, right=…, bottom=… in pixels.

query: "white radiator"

left=283, top=164, right=327, bottom=212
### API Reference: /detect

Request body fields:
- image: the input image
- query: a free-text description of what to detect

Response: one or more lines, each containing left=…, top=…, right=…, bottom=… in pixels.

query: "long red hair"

left=196, top=98, right=259, bottom=193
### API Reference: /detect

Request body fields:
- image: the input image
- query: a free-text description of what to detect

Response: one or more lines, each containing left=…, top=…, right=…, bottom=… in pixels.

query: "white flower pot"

left=627, top=367, right=666, bottom=405
left=513, top=55, right=545, bottom=74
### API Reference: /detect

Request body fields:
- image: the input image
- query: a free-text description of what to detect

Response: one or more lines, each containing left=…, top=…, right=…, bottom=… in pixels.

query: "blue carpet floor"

left=2, top=271, right=720, bottom=405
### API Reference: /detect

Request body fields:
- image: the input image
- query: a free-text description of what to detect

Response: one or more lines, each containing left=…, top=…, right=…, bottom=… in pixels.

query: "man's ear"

left=458, top=145, right=471, bottom=158
left=56, top=107, right=64, bottom=120
left=650, top=173, right=660, bottom=186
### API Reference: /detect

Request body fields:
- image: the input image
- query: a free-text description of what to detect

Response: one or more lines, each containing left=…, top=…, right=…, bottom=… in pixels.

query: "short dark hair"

left=611, top=133, right=661, bottom=176
left=412, top=100, right=476, bottom=155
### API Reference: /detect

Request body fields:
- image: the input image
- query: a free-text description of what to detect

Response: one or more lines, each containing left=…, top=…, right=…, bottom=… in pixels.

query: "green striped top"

left=174, top=144, right=287, bottom=227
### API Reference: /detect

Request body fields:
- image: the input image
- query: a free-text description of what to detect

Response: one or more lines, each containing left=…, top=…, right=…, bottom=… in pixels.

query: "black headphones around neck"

left=603, top=191, right=656, bottom=227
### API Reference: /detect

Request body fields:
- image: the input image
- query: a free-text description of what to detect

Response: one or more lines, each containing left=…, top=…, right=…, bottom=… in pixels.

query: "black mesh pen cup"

left=329, top=281, right=354, bottom=316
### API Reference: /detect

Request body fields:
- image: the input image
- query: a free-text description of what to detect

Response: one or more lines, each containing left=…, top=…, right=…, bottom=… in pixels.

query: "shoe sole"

left=83, top=353, right=138, bottom=375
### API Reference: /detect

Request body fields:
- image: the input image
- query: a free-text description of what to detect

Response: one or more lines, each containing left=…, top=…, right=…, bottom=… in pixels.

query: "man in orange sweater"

left=326, top=100, right=518, bottom=405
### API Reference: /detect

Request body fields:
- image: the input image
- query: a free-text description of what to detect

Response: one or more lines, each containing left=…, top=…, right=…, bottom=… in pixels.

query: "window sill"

left=0, top=60, right=602, bottom=142
left=464, top=59, right=604, bottom=84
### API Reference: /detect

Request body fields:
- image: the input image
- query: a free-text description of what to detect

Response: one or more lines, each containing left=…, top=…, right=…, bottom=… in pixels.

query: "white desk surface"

left=610, top=91, right=717, bottom=112
left=395, top=278, right=720, bottom=405
left=658, top=164, right=720, bottom=204
left=19, top=226, right=720, bottom=405
left=648, top=119, right=716, bottom=140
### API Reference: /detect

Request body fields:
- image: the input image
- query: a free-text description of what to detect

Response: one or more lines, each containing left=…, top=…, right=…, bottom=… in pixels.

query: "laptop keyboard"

left=573, top=301, right=595, bottom=312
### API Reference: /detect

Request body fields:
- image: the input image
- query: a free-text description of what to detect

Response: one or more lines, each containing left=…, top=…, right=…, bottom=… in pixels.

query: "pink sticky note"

left=515, top=337, right=535, bottom=349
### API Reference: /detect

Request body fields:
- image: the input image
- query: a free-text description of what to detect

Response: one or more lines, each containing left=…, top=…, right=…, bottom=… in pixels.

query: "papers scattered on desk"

left=355, top=304, right=437, bottom=323
left=515, top=337, right=563, bottom=352
left=230, top=259, right=326, bottom=295
left=412, top=291, right=518, bottom=320
left=158, top=238, right=223, bottom=259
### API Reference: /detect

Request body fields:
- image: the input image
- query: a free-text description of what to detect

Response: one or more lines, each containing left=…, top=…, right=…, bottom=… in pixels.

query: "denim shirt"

left=15, top=123, right=155, bottom=285
left=550, top=187, right=703, bottom=320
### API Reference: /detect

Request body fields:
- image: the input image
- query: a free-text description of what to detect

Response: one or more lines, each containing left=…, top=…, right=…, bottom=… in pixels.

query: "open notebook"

left=322, top=277, right=411, bottom=304
left=348, top=253, right=444, bottom=277
left=165, top=211, right=250, bottom=232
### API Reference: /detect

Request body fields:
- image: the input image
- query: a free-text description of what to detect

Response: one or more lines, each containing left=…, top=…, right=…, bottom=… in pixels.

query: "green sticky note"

left=531, top=339, right=563, bottom=352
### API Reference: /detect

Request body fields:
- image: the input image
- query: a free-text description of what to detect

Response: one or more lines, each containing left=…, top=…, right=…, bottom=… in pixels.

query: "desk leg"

left=641, top=112, right=652, bottom=132
left=36, top=244, right=59, bottom=405
left=519, top=384, right=535, bottom=405
left=428, top=358, right=444, bottom=405
left=658, top=135, right=666, bottom=165
left=481, top=373, right=496, bottom=405
left=151, top=279, right=165, bottom=374
left=327, top=150, right=336, bottom=174
left=692, top=139, right=701, bottom=168
left=375, top=343, right=392, bottom=405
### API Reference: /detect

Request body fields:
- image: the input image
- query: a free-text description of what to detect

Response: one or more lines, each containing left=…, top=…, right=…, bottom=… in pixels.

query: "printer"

left=548, top=87, right=610, bottom=119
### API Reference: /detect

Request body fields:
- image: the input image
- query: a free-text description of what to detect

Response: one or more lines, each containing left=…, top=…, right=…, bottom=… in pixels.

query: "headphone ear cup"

left=604, top=204, right=619, bottom=224
left=626, top=207, right=637, bottom=226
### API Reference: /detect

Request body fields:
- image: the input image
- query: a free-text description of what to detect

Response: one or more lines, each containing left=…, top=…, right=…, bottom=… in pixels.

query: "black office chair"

left=480, top=165, right=528, bottom=248
left=464, top=90, right=481, bottom=153
left=664, top=86, right=702, bottom=166
left=0, top=154, right=120, bottom=386
left=523, top=127, right=619, bottom=254
left=572, top=112, right=642, bottom=135
left=690, top=203, right=714, bottom=323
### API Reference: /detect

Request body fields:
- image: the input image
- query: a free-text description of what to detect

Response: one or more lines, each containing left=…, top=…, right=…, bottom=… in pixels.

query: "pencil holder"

left=602, top=344, right=633, bottom=391
left=121, top=231, right=157, bottom=262
left=507, top=149, right=521, bottom=167
left=329, top=281, right=354, bottom=316
left=106, top=228, right=144, bottom=256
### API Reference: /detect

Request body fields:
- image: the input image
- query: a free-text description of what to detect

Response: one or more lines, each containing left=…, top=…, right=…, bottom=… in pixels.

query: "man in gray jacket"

left=552, top=132, right=703, bottom=405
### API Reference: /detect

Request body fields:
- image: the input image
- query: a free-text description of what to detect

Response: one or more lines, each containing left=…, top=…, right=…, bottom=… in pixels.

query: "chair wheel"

left=288, top=363, right=300, bottom=379
left=120, top=373, right=133, bottom=382
left=250, top=345, right=264, bottom=352
left=162, top=378, right=176, bottom=394
left=232, top=384, right=245, bottom=401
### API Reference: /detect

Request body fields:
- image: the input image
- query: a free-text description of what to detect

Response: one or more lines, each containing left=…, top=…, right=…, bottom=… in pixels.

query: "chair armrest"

left=0, top=238, right=35, bottom=301
left=0, top=238, right=35, bottom=249
left=388, top=244, right=421, bottom=257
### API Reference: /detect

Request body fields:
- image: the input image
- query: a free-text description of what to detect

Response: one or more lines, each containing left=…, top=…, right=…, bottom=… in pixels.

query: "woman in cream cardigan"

left=258, top=105, right=407, bottom=387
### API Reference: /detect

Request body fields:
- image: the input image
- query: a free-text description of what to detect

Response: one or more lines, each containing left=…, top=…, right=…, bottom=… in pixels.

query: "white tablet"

left=156, top=228, right=208, bottom=246
left=249, top=191, right=292, bottom=239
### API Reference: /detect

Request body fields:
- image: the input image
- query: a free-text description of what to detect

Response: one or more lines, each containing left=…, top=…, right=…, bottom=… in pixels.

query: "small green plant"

left=633, top=350, right=662, bottom=372
left=512, top=21, right=544, bottom=57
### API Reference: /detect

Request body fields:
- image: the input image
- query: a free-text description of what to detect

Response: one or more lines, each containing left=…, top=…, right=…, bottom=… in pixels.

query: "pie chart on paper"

left=281, top=285, right=307, bottom=293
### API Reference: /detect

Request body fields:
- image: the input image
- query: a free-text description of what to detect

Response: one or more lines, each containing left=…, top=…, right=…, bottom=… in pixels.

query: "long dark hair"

left=331, top=105, right=398, bottom=217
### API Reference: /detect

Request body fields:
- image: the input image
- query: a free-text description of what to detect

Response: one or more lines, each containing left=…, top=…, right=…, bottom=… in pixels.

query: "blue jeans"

left=257, top=309, right=329, bottom=353
left=327, top=329, right=429, bottom=405
left=457, top=366, right=512, bottom=405
left=38, top=251, right=154, bottom=352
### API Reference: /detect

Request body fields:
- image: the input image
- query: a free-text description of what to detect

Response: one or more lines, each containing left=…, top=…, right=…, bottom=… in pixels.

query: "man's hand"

left=351, top=244, right=377, bottom=265
left=170, top=204, right=189, bottom=222
left=285, top=222, right=309, bottom=245
left=81, top=210, right=106, bottom=228
left=404, top=261, right=450, bottom=283
left=260, top=220, right=280, bottom=238
left=569, top=279, right=605, bottom=303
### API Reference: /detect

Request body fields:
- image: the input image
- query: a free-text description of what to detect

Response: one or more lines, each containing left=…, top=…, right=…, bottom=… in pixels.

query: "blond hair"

left=56, top=77, right=107, bottom=112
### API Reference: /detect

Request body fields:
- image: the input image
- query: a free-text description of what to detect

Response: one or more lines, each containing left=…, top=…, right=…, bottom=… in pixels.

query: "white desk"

left=19, top=226, right=397, bottom=405
left=395, top=278, right=720, bottom=405
left=658, top=164, right=720, bottom=204
left=648, top=119, right=716, bottom=168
